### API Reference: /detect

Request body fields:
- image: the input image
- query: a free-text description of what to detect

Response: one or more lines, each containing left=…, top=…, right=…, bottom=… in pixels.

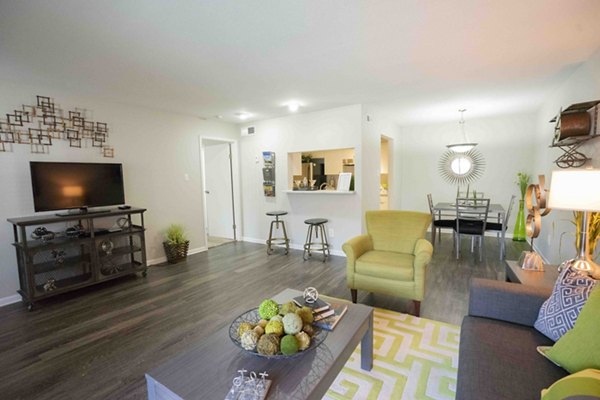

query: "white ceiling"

left=1, top=0, right=600, bottom=125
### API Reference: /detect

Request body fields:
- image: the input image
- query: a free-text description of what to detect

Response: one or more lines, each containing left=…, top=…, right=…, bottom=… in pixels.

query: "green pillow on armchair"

left=342, top=210, right=433, bottom=316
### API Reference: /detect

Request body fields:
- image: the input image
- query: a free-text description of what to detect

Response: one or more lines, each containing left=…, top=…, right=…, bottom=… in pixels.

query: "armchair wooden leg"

left=351, top=289, right=357, bottom=304
left=413, top=300, right=421, bottom=317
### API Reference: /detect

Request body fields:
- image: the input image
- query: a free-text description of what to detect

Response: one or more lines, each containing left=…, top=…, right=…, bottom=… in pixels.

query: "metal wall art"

left=0, top=95, right=115, bottom=157
left=519, top=175, right=552, bottom=271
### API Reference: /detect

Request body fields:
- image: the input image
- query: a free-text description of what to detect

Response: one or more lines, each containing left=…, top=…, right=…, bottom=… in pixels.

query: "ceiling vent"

left=241, top=126, right=256, bottom=136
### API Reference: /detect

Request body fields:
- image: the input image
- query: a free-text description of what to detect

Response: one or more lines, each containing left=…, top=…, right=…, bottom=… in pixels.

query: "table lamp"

left=549, top=169, right=600, bottom=277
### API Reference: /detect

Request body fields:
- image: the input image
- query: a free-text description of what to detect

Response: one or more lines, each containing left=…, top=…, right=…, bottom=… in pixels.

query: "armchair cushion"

left=366, top=211, right=431, bottom=254
left=356, top=251, right=414, bottom=281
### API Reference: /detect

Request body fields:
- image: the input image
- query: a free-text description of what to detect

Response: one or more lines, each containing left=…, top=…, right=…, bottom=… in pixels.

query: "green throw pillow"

left=541, top=369, right=600, bottom=400
left=544, top=286, right=600, bottom=373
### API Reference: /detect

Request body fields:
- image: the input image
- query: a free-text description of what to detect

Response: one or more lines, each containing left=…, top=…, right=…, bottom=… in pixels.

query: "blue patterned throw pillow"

left=534, top=263, right=598, bottom=342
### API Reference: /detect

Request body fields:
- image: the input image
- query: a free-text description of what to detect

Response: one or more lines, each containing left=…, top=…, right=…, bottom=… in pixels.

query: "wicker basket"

left=163, top=241, right=190, bottom=264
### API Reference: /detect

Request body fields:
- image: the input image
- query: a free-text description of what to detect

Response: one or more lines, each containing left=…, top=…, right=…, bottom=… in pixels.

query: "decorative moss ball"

left=253, top=325, right=265, bottom=336
left=280, top=335, right=299, bottom=355
left=237, top=322, right=254, bottom=338
left=282, top=313, right=303, bottom=335
left=270, top=315, right=283, bottom=323
left=265, top=320, right=284, bottom=336
left=296, top=306, right=314, bottom=324
left=295, top=331, right=311, bottom=351
left=280, top=301, right=299, bottom=315
left=302, top=324, right=315, bottom=337
left=258, top=299, right=280, bottom=320
left=258, top=319, right=268, bottom=329
left=257, top=333, right=280, bottom=356
left=241, top=330, right=259, bottom=351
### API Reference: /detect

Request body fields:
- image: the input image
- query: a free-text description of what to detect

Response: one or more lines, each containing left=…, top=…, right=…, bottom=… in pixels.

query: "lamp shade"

left=549, top=170, right=600, bottom=211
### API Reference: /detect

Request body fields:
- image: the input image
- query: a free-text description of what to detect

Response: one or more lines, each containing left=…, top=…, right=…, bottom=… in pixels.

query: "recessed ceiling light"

left=216, top=115, right=223, bottom=119
left=285, top=101, right=302, bottom=112
left=235, top=112, right=252, bottom=120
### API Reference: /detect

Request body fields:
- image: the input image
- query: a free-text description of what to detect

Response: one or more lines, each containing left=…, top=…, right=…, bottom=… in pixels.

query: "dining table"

left=433, top=201, right=506, bottom=222
left=432, top=201, right=508, bottom=259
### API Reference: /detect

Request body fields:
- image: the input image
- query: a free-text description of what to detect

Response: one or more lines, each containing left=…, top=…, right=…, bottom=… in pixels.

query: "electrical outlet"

left=328, top=228, right=334, bottom=238
left=184, top=173, right=190, bottom=181
left=547, top=233, right=552, bottom=246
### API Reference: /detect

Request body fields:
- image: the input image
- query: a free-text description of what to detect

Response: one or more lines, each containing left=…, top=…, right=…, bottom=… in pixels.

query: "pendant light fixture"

left=447, top=109, right=477, bottom=153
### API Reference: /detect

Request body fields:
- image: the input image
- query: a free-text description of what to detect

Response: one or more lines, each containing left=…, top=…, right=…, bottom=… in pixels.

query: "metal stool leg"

left=303, top=224, right=313, bottom=260
left=281, top=220, right=289, bottom=254
left=266, top=220, right=276, bottom=255
left=319, top=224, right=327, bottom=261
left=321, top=224, right=331, bottom=257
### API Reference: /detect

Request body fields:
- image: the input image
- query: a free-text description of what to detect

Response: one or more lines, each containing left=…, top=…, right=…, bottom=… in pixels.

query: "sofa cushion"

left=534, top=263, right=597, bottom=341
left=355, top=250, right=414, bottom=281
left=457, top=316, right=567, bottom=400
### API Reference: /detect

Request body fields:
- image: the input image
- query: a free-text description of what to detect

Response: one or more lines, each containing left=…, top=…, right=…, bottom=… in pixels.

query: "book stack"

left=293, top=296, right=348, bottom=331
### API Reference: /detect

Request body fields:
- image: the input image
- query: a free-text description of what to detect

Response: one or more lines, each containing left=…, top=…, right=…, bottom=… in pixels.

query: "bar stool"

left=266, top=211, right=290, bottom=255
left=303, top=218, right=330, bottom=262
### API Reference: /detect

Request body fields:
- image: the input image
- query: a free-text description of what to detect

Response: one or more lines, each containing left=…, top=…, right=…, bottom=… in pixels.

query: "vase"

left=513, top=199, right=527, bottom=242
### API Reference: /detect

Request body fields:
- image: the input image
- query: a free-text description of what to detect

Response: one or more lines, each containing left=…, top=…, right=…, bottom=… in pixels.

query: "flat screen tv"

left=30, top=162, right=125, bottom=212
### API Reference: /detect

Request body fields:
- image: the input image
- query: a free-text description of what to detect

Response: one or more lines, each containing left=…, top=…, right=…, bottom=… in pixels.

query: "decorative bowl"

left=228, top=307, right=328, bottom=359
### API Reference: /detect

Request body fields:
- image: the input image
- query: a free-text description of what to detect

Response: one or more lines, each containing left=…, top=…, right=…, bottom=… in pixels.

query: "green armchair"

left=342, top=210, right=433, bottom=316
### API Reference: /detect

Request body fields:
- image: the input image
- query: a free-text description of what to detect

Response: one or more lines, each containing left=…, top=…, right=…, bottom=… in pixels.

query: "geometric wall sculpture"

left=0, top=95, right=115, bottom=157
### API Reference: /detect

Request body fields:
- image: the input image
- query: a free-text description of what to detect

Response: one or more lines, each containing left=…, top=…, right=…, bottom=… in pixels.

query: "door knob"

left=205, top=190, right=210, bottom=194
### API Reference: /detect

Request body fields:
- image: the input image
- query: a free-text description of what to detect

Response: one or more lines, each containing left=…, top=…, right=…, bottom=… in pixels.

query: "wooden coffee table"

left=505, top=260, right=559, bottom=289
left=145, top=288, right=374, bottom=400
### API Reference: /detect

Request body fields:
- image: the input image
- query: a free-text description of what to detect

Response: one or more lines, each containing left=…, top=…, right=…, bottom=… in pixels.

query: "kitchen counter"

left=284, top=190, right=355, bottom=195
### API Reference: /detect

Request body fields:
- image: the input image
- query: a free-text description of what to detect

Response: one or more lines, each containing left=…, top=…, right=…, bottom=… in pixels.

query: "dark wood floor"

left=0, top=234, right=528, bottom=399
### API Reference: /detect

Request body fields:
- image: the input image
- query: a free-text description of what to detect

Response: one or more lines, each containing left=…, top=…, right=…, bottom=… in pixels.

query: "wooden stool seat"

left=304, top=218, right=328, bottom=225
left=267, top=210, right=288, bottom=217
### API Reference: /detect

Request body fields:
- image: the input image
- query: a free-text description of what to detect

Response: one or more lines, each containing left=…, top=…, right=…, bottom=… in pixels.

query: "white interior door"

left=204, top=142, right=234, bottom=239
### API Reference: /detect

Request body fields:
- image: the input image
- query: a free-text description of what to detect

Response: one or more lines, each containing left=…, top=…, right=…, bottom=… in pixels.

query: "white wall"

left=395, top=112, right=538, bottom=230
left=532, top=47, right=600, bottom=263
left=239, top=105, right=364, bottom=253
left=0, top=80, right=238, bottom=301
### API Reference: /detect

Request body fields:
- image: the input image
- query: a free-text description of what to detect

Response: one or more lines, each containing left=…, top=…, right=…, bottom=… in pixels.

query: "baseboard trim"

left=0, top=294, right=21, bottom=307
left=241, top=237, right=345, bottom=257
left=147, top=246, right=208, bottom=266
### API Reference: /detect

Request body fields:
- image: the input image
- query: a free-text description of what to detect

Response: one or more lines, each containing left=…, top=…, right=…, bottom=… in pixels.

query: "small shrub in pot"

left=163, top=224, right=190, bottom=264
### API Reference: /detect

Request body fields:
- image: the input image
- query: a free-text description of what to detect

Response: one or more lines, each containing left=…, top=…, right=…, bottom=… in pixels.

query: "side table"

left=505, top=260, right=559, bottom=290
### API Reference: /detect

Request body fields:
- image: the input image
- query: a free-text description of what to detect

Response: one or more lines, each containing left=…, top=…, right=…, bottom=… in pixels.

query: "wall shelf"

left=549, top=100, right=600, bottom=168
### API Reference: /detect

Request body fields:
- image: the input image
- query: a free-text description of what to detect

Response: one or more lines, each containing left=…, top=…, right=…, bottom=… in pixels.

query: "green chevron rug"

left=325, top=308, right=460, bottom=400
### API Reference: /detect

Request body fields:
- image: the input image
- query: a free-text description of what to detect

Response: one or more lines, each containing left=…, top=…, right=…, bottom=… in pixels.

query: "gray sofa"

left=457, top=278, right=568, bottom=400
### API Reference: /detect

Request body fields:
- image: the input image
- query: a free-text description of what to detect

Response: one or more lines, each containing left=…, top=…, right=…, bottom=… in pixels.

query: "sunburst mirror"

left=438, top=148, right=485, bottom=185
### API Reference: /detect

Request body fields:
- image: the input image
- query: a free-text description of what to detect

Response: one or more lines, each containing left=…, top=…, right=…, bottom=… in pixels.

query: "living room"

left=1, top=1, right=600, bottom=399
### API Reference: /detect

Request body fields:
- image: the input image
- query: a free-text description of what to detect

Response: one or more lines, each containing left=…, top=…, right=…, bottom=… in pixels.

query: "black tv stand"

left=7, top=207, right=147, bottom=311
left=55, top=207, right=111, bottom=217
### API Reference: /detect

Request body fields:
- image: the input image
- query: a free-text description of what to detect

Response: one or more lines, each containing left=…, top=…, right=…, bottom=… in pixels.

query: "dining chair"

left=427, top=193, right=455, bottom=247
left=485, top=195, right=515, bottom=260
left=453, top=198, right=490, bottom=261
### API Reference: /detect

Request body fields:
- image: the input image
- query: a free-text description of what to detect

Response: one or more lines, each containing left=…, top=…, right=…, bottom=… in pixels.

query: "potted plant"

left=163, top=224, right=190, bottom=264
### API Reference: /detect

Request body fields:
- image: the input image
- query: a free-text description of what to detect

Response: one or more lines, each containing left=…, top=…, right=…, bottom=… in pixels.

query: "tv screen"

left=30, top=162, right=125, bottom=212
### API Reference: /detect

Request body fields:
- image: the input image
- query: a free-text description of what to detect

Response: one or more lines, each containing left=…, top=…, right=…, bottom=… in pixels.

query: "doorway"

left=200, top=138, right=238, bottom=249
left=380, top=136, right=392, bottom=210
